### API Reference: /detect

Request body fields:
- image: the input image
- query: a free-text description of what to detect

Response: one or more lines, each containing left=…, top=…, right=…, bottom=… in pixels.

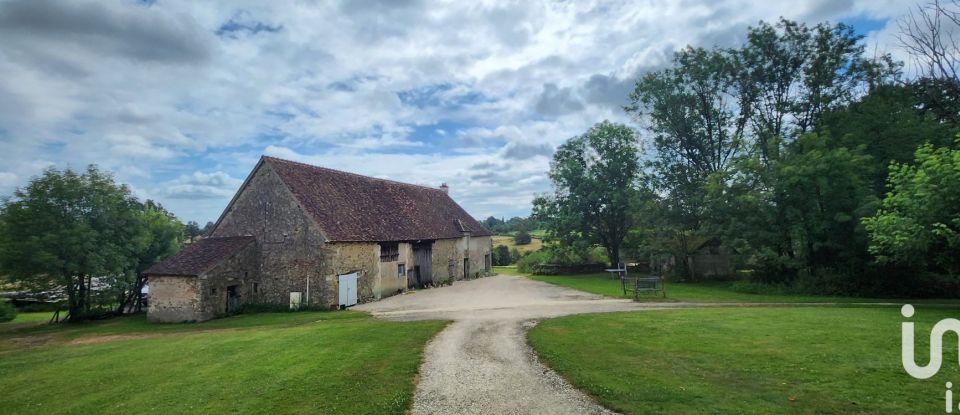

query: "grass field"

left=0, top=311, right=446, bottom=414
left=529, top=307, right=960, bottom=414
left=491, top=234, right=543, bottom=253
left=521, top=271, right=960, bottom=304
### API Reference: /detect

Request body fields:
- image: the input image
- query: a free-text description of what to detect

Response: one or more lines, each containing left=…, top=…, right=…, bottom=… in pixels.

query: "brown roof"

left=262, top=156, right=492, bottom=242
left=144, top=236, right=255, bottom=276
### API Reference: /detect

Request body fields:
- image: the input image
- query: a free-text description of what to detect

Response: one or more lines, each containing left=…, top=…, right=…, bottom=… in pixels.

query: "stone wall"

left=147, top=276, right=202, bottom=323
left=431, top=234, right=492, bottom=283
left=376, top=242, right=411, bottom=299
left=322, top=242, right=413, bottom=303
left=197, top=241, right=261, bottom=316
left=211, top=163, right=333, bottom=308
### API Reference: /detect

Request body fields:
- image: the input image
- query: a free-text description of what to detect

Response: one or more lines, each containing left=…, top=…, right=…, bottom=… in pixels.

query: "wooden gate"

left=410, top=242, right=433, bottom=288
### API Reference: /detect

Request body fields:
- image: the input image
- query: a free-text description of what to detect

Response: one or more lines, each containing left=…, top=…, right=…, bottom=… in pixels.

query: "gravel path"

left=356, top=274, right=677, bottom=415
left=356, top=273, right=916, bottom=414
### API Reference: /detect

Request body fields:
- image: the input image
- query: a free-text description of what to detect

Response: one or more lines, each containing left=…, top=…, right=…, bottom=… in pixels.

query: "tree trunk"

left=70, top=277, right=86, bottom=322
left=608, top=244, right=621, bottom=268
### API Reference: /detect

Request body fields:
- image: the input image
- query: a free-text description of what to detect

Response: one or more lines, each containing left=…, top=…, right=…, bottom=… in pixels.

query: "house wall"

left=323, top=242, right=413, bottom=303
left=211, top=163, right=333, bottom=308
left=197, top=241, right=261, bottom=316
left=147, top=276, right=202, bottom=323
left=431, top=235, right=492, bottom=283
left=376, top=242, right=411, bottom=298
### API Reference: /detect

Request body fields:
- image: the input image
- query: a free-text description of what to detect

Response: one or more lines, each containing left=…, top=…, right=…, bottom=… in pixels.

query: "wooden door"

left=412, top=242, right=433, bottom=288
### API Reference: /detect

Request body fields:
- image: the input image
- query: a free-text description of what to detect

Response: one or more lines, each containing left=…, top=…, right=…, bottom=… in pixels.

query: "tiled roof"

left=144, top=236, right=255, bottom=276
left=263, top=156, right=492, bottom=242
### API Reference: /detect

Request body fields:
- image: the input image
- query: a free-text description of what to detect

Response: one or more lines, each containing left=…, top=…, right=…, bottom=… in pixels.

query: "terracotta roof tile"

left=144, top=236, right=255, bottom=276
left=263, top=156, right=492, bottom=242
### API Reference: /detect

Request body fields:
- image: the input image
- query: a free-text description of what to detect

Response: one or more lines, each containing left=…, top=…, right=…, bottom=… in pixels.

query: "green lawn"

left=0, top=311, right=447, bottom=414
left=522, top=271, right=960, bottom=304
left=529, top=307, right=960, bottom=414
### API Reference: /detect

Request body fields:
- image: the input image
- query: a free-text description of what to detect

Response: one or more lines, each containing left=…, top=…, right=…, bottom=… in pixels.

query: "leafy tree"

left=0, top=166, right=184, bottom=320
left=514, top=228, right=532, bottom=245
left=202, top=221, right=215, bottom=236
left=185, top=221, right=201, bottom=242
left=820, top=83, right=957, bottom=192
left=533, top=121, right=641, bottom=266
left=863, top=141, right=960, bottom=275
left=116, top=204, right=184, bottom=313
left=0, top=166, right=143, bottom=320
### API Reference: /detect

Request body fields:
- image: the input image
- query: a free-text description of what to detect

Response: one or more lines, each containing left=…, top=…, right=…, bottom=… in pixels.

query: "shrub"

left=0, top=299, right=16, bottom=322
left=514, top=229, right=532, bottom=245
left=492, top=245, right=513, bottom=266
left=516, top=250, right=551, bottom=273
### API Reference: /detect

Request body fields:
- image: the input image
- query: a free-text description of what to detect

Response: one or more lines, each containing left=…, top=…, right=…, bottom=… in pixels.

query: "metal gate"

left=410, top=242, right=433, bottom=288
left=338, top=273, right=358, bottom=307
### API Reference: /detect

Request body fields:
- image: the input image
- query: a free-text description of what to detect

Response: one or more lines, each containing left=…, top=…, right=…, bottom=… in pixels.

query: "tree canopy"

left=0, top=166, right=183, bottom=320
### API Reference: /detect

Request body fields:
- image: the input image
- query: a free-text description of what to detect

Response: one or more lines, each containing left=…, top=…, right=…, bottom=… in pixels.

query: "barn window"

left=379, top=243, right=399, bottom=262
left=398, top=263, right=406, bottom=277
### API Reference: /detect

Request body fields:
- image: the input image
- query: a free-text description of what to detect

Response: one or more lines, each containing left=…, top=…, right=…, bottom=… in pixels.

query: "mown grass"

left=519, top=271, right=960, bottom=304
left=0, top=311, right=447, bottom=414
left=529, top=307, right=960, bottom=414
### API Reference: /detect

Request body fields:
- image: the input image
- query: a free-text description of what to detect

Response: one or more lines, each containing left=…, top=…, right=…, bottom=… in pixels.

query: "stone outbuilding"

left=144, top=156, right=492, bottom=322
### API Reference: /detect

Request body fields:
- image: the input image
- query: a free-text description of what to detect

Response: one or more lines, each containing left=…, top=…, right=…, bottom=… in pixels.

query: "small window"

left=398, top=263, right=406, bottom=277
left=253, top=283, right=259, bottom=293
left=379, top=242, right=399, bottom=262
left=211, top=287, right=217, bottom=295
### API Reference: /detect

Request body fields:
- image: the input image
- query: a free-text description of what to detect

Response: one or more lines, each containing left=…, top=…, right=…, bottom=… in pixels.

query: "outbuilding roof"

left=143, top=236, right=255, bottom=276
left=261, top=156, right=491, bottom=242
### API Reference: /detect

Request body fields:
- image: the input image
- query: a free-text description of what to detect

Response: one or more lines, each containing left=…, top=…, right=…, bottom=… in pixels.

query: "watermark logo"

left=901, top=304, right=960, bottom=413
left=901, top=304, right=960, bottom=379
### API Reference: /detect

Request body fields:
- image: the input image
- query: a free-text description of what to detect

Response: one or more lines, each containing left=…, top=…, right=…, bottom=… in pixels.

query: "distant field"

left=491, top=234, right=543, bottom=253
left=0, top=311, right=446, bottom=414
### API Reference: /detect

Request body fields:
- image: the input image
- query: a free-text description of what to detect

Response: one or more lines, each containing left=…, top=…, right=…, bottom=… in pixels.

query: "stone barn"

left=144, top=156, right=492, bottom=322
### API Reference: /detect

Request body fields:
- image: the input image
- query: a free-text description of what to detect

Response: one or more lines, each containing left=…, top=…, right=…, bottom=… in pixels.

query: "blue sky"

left=0, top=0, right=914, bottom=224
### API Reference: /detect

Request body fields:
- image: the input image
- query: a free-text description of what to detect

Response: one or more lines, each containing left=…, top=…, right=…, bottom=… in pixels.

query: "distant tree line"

left=534, top=11, right=960, bottom=297
left=480, top=216, right=542, bottom=236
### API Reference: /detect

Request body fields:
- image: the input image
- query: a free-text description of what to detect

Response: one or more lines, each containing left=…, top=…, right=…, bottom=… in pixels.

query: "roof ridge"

left=262, top=155, right=446, bottom=193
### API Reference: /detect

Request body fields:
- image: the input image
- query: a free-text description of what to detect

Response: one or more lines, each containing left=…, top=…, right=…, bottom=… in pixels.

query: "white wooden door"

left=338, top=273, right=358, bottom=307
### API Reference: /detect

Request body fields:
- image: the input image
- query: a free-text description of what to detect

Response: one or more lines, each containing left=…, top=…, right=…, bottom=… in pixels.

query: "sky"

left=0, top=0, right=918, bottom=224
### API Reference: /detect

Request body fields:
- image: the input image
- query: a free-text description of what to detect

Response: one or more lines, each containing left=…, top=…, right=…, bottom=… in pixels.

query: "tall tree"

left=185, top=221, right=201, bottom=242
left=0, top=166, right=143, bottom=320
left=533, top=121, right=641, bottom=266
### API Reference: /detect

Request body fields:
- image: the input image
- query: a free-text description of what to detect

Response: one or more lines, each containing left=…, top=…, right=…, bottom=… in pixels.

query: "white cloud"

left=0, top=0, right=919, bottom=222
left=162, top=171, right=243, bottom=199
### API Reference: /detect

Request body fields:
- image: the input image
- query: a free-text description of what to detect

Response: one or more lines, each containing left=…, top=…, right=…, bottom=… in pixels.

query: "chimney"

left=440, top=183, right=449, bottom=194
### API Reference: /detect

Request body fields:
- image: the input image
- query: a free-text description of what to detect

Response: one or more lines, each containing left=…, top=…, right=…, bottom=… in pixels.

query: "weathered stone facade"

left=147, top=276, right=201, bottom=322
left=211, top=163, right=333, bottom=308
left=147, top=156, right=493, bottom=322
left=148, top=241, right=259, bottom=322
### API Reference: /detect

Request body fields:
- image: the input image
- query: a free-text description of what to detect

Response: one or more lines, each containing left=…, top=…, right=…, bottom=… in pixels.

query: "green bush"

left=516, top=250, right=551, bottom=273
left=0, top=299, right=16, bottom=322
left=514, top=229, right=532, bottom=245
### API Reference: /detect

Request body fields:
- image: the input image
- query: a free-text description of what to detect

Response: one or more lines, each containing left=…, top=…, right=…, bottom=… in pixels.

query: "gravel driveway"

left=355, top=273, right=683, bottom=415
